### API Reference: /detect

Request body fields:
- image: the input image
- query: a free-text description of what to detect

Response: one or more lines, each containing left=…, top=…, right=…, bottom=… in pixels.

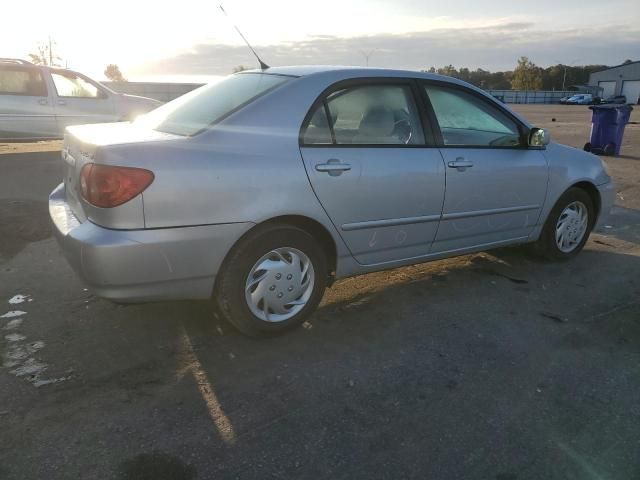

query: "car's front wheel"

left=533, top=187, right=595, bottom=260
left=214, top=224, right=328, bottom=336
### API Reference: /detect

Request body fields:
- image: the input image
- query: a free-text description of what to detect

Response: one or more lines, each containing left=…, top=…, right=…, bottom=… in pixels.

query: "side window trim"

left=323, top=100, right=336, bottom=144
left=409, top=78, right=440, bottom=147
left=299, top=77, right=434, bottom=148
left=418, top=79, right=529, bottom=149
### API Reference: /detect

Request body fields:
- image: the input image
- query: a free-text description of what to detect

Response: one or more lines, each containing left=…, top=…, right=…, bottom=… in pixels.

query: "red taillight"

left=80, top=163, right=154, bottom=208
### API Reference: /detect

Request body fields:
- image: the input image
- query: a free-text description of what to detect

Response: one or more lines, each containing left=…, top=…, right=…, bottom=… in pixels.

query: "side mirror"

left=529, top=127, right=550, bottom=147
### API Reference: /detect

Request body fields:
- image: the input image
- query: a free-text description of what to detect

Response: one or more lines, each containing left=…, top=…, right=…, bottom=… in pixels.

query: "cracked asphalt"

left=0, top=105, right=639, bottom=479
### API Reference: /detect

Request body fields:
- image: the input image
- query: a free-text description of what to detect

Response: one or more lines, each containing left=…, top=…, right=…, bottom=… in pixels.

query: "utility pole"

left=48, top=36, right=53, bottom=66
left=360, top=49, right=376, bottom=67
left=555, top=58, right=581, bottom=90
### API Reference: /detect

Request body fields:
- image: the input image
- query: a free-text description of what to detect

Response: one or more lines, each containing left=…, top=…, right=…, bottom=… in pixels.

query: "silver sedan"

left=49, top=66, right=615, bottom=336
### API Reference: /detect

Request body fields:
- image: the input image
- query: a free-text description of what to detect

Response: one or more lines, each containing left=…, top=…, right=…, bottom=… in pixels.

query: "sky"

left=2, top=0, right=639, bottom=82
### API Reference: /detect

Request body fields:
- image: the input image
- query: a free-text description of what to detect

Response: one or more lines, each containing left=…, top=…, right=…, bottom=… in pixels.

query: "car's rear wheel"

left=532, top=187, right=595, bottom=260
left=214, top=224, right=327, bottom=336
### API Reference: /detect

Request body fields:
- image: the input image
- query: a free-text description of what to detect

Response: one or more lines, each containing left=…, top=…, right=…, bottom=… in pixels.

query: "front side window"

left=302, top=84, right=425, bottom=145
left=424, top=84, right=522, bottom=147
left=0, top=67, right=47, bottom=96
left=136, top=73, right=291, bottom=136
left=51, top=72, right=101, bottom=98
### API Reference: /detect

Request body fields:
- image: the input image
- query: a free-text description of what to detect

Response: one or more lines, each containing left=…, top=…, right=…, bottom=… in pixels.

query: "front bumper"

left=49, top=183, right=253, bottom=302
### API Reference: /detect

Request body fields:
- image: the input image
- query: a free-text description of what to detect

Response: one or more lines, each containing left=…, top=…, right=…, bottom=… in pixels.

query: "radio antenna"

left=218, top=4, right=270, bottom=70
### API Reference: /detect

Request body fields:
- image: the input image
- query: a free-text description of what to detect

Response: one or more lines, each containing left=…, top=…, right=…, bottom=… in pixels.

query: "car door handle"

left=447, top=158, right=474, bottom=170
left=315, top=160, right=351, bottom=176
left=57, top=100, right=67, bottom=106
left=38, top=98, right=48, bottom=106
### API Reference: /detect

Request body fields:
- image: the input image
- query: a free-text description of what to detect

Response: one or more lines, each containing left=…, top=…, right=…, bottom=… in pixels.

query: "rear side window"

left=302, top=104, right=333, bottom=144
left=136, top=73, right=291, bottom=136
left=302, top=84, right=425, bottom=146
left=424, top=84, right=522, bottom=147
left=0, top=67, right=47, bottom=96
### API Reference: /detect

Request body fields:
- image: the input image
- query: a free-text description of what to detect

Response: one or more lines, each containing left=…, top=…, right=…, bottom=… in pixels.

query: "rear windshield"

left=135, top=73, right=292, bottom=136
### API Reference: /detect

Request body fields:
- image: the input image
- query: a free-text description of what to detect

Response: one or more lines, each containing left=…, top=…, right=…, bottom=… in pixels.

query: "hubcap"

left=555, top=201, right=589, bottom=253
left=244, top=247, right=315, bottom=322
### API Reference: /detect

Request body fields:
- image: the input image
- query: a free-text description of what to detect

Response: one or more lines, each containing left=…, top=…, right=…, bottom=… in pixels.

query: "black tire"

left=214, top=224, right=328, bottom=337
left=532, top=187, right=595, bottom=261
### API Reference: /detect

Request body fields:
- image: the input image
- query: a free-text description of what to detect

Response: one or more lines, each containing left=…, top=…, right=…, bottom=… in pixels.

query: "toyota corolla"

left=49, top=66, right=614, bottom=336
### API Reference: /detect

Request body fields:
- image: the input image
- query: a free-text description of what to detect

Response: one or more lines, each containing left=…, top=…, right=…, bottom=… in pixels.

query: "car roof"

left=239, top=65, right=534, bottom=129
left=247, top=65, right=452, bottom=82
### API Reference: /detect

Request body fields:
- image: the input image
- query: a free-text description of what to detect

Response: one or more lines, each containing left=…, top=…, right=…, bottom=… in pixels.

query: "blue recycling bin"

left=584, top=104, right=633, bottom=156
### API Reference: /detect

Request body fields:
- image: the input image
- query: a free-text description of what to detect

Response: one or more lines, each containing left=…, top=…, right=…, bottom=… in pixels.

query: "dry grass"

left=0, top=140, right=62, bottom=154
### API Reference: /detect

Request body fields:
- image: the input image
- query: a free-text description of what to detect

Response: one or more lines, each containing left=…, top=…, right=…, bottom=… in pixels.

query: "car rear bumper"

left=49, top=183, right=253, bottom=302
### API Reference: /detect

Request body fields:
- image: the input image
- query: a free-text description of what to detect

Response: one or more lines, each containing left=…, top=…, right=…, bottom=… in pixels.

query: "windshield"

left=135, top=73, right=292, bottom=136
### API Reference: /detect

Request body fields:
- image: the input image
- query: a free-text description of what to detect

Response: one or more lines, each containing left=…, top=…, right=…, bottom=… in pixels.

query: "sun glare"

left=1, top=0, right=529, bottom=80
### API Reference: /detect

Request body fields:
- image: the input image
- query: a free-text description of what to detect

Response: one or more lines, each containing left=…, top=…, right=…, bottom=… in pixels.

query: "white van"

left=0, top=58, right=161, bottom=140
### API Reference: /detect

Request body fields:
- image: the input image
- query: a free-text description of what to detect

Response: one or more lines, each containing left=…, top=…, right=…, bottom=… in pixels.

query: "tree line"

left=423, top=56, right=618, bottom=91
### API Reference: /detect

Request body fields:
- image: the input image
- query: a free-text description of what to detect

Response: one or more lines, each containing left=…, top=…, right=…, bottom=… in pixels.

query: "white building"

left=589, top=61, right=640, bottom=104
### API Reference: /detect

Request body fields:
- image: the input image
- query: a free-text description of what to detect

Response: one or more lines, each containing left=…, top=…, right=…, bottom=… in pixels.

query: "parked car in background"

left=600, top=95, right=627, bottom=104
left=50, top=66, right=614, bottom=336
left=565, top=94, right=595, bottom=105
left=559, top=95, right=574, bottom=104
left=0, top=58, right=161, bottom=140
